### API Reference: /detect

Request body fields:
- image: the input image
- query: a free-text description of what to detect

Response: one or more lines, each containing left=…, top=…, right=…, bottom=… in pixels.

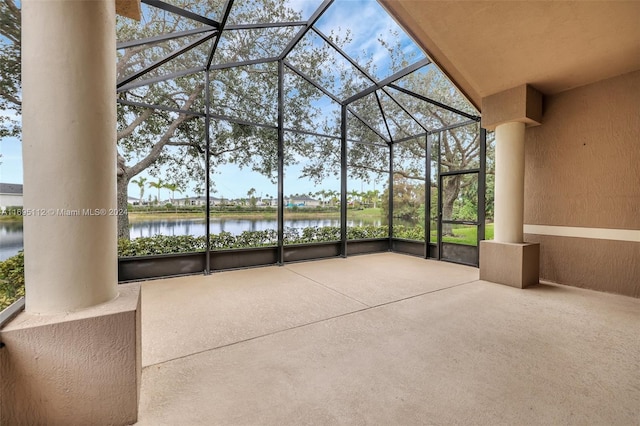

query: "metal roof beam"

left=117, top=27, right=215, bottom=50
left=117, top=98, right=205, bottom=116
left=117, top=32, right=215, bottom=88
left=379, top=88, right=429, bottom=132
left=388, top=84, right=480, bottom=121
left=279, top=0, right=334, bottom=60
left=312, top=28, right=375, bottom=84
left=429, top=119, right=479, bottom=134
left=209, top=57, right=278, bottom=71
left=347, top=139, right=388, bottom=148
left=208, top=112, right=277, bottom=130
left=117, top=66, right=206, bottom=93
left=225, top=21, right=307, bottom=30
left=375, top=92, right=394, bottom=143
left=283, top=61, right=342, bottom=104
left=312, top=28, right=428, bottom=134
left=206, top=0, right=235, bottom=69
left=393, top=132, right=428, bottom=144
left=343, top=57, right=430, bottom=105
left=346, top=107, right=390, bottom=144
left=283, top=127, right=338, bottom=141
left=141, top=0, right=221, bottom=28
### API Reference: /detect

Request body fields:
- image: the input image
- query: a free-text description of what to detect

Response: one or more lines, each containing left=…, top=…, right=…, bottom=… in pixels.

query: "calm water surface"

left=0, top=216, right=384, bottom=260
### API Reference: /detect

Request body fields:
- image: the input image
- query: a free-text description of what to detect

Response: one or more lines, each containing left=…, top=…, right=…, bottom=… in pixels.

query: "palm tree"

left=327, top=189, right=338, bottom=207
left=131, top=176, right=147, bottom=205
left=316, top=189, right=328, bottom=206
left=367, top=189, right=380, bottom=209
left=164, top=183, right=182, bottom=205
left=247, top=187, right=257, bottom=207
left=349, top=189, right=361, bottom=206
left=148, top=178, right=165, bottom=206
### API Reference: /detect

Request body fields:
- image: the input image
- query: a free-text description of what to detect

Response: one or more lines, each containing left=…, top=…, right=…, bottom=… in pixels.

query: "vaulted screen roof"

left=116, top=0, right=479, bottom=144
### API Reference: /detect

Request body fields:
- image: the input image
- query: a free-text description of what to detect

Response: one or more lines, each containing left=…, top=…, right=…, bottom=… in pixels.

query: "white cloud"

left=311, top=0, right=424, bottom=79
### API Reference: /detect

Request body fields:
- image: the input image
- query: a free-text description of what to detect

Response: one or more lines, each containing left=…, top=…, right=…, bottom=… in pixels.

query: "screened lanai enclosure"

left=115, top=0, right=487, bottom=281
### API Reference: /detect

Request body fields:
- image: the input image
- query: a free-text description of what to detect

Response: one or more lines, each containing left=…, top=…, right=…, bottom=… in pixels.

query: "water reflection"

left=130, top=217, right=382, bottom=238
left=0, top=221, right=23, bottom=261
left=1, top=217, right=384, bottom=260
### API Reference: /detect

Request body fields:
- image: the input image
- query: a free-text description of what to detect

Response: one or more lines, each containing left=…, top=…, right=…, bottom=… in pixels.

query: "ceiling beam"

left=116, top=0, right=141, bottom=20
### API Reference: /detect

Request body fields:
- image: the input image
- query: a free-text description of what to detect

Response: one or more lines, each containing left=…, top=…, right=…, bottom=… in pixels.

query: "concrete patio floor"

left=135, top=253, right=640, bottom=425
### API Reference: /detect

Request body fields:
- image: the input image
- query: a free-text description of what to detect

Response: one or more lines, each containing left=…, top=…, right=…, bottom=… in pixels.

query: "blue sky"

left=0, top=0, right=430, bottom=201
left=0, top=110, right=21, bottom=185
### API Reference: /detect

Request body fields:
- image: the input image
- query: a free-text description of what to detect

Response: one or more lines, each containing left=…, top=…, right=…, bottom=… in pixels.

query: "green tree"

left=247, top=187, right=257, bottom=208
left=131, top=176, right=147, bottom=205
left=164, top=183, right=182, bottom=204
left=0, top=0, right=21, bottom=141
left=114, top=0, right=350, bottom=237
left=148, top=178, right=165, bottom=206
left=327, top=189, right=339, bottom=207
left=485, top=133, right=496, bottom=221
left=381, top=177, right=425, bottom=222
left=365, top=189, right=380, bottom=209
left=315, top=189, right=327, bottom=206
left=348, top=189, right=361, bottom=207
left=3, top=0, right=490, bottom=242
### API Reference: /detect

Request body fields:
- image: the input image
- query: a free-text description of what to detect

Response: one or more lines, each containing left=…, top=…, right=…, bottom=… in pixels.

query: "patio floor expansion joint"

left=283, top=266, right=372, bottom=308
left=142, top=278, right=478, bottom=370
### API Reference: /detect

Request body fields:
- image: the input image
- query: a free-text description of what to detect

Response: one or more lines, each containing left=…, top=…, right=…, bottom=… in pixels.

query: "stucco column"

left=493, top=121, right=525, bottom=243
left=22, top=0, right=117, bottom=313
left=479, top=85, right=540, bottom=288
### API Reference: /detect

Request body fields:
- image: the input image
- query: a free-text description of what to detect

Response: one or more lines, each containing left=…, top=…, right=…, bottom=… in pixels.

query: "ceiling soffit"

left=379, top=0, right=640, bottom=110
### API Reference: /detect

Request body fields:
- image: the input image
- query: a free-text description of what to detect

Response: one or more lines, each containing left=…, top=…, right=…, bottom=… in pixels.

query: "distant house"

left=261, top=198, right=276, bottom=207
left=0, top=183, right=23, bottom=210
left=172, top=196, right=224, bottom=206
left=128, top=196, right=141, bottom=205
left=286, top=195, right=320, bottom=208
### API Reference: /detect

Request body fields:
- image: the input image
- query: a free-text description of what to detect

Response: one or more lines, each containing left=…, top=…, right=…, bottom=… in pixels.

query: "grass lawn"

left=431, top=223, right=494, bottom=245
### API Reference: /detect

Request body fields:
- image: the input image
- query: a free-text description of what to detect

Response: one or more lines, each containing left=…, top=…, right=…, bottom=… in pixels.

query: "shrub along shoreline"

left=1, top=223, right=492, bottom=311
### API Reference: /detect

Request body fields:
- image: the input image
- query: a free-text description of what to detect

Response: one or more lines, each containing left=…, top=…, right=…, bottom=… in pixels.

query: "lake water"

left=0, top=221, right=23, bottom=261
left=0, top=216, right=383, bottom=260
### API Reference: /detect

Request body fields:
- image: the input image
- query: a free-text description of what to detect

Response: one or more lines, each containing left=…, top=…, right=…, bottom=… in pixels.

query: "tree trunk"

left=442, top=177, right=460, bottom=236
left=117, top=173, right=130, bottom=239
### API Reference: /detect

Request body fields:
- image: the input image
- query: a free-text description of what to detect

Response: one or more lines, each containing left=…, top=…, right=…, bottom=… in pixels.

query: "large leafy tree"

left=0, top=0, right=20, bottom=142
left=115, top=0, right=345, bottom=237
left=277, top=31, right=488, bottom=239
left=0, top=0, right=338, bottom=237
left=2, top=0, right=489, bottom=243
left=381, top=176, right=425, bottom=222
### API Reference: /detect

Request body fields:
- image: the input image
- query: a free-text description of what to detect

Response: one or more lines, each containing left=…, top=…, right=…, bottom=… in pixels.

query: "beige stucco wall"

left=524, top=70, right=640, bottom=297
left=0, top=284, right=141, bottom=425
left=482, top=84, right=543, bottom=130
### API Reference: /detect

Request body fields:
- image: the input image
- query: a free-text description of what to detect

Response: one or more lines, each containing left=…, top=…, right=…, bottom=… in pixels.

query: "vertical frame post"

left=436, top=132, right=442, bottom=260
left=277, top=60, right=285, bottom=265
left=477, top=126, right=487, bottom=264
left=340, top=104, right=348, bottom=257
left=204, top=70, right=211, bottom=274
left=425, top=133, right=431, bottom=259
left=388, top=142, right=394, bottom=249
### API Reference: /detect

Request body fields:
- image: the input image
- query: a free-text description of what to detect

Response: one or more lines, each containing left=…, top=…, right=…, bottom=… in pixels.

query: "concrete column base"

left=480, top=240, right=540, bottom=288
left=0, top=283, right=141, bottom=425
